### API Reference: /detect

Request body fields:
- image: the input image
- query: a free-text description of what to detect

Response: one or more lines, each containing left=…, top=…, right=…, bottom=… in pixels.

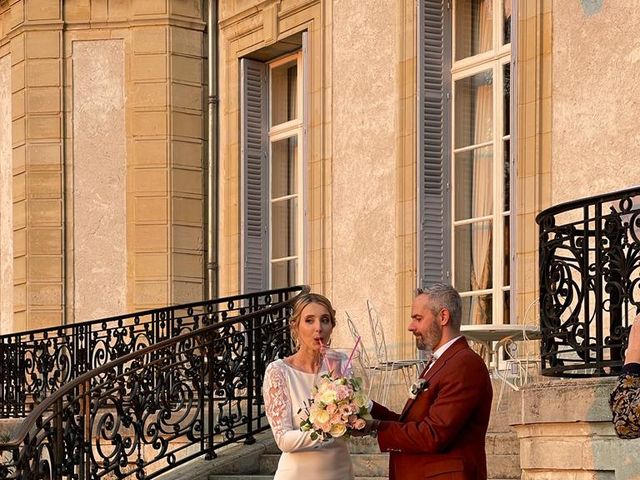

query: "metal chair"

left=344, top=311, right=377, bottom=399
left=493, top=299, right=541, bottom=407
left=366, top=300, right=424, bottom=405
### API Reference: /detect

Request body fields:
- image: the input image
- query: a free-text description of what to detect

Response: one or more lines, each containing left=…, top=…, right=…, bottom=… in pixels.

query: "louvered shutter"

left=241, top=59, right=268, bottom=293
left=419, top=0, right=452, bottom=287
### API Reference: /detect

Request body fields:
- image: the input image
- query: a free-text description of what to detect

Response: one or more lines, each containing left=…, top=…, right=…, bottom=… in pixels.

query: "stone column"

left=11, top=1, right=64, bottom=331
left=129, top=1, right=206, bottom=309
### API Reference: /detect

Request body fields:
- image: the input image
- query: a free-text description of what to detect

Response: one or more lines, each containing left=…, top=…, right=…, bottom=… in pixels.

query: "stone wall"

left=552, top=0, right=640, bottom=205
left=72, top=40, right=126, bottom=322
left=0, top=54, right=11, bottom=334
left=512, top=377, right=640, bottom=479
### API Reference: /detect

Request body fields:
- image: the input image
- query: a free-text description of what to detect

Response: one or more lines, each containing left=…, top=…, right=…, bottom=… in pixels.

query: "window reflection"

left=272, top=260, right=296, bottom=289
left=271, top=137, right=298, bottom=198
left=455, top=70, right=493, bottom=149
left=271, top=199, right=296, bottom=259
left=455, top=0, right=493, bottom=60
left=454, top=221, right=493, bottom=293
left=271, top=60, right=297, bottom=126
left=503, top=0, right=512, bottom=45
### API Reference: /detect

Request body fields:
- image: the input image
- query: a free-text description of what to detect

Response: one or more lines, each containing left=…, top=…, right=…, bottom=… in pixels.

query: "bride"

left=262, top=293, right=354, bottom=480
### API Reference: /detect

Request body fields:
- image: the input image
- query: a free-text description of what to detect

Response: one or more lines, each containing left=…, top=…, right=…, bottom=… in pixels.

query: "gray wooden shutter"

left=419, top=0, right=452, bottom=287
left=241, top=58, right=268, bottom=293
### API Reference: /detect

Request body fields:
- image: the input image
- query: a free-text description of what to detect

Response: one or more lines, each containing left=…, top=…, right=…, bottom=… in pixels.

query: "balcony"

left=537, top=185, right=640, bottom=377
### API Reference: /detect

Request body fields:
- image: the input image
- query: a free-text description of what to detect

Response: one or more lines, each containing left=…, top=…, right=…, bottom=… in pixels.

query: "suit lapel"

left=399, top=337, right=470, bottom=420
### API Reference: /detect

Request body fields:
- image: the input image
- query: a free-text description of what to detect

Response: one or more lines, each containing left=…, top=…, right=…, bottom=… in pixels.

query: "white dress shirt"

left=426, top=335, right=462, bottom=372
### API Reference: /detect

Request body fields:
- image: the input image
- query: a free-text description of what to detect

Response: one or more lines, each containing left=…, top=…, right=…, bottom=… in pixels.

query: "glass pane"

left=454, top=221, right=493, bottom=292
left=503, top=140, right=510, bottom=211
left=455, top=0, right=493, bottom=61
left=454, top=70, right=493, bottom=148
left=503, top=63, right=510, bottom=136
left=272, top=259, right=297, bottom=289
left=503, top=290, right=510, bottom=325
left=454, top=146, right=493, bottom=221
left=271, top=136, right=298, bottom=198
left=503, top=214, right=510, bottom=286
left=461, top=294, right=493, bottom=325
left=271, top=198, right=297, bottom=258
left=503, top=0, right=512, bottom=45
left=271, top=60, right=297, bottom=126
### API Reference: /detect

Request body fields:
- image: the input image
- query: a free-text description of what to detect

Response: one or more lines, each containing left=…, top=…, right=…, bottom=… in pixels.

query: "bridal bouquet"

left=299, top=373, right=372, bottom=440
left=299, top=338, right=372, bottom=440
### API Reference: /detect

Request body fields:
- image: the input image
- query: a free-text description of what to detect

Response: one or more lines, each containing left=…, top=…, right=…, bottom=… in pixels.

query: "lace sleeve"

left=610, top=373, right=640, bottom=439
left=263, top=361, right=325, bottom=452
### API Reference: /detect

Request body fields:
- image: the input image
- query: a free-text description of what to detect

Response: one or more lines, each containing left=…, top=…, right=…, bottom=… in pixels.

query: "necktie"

left=421, top=354, right=435, bottom=377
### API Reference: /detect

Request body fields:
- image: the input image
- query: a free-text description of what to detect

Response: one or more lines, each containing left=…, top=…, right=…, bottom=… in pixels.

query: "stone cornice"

left=220, top=0, right=319, bottom=43
left=2, top=16, right=206, bottom=43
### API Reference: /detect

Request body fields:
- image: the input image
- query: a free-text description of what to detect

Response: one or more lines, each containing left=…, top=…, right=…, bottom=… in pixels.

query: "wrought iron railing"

left=537, top=185, right=640, bottom=376
left=0, top=287, right=304, bottom=418
left=0, top=286, right=307, bottom=480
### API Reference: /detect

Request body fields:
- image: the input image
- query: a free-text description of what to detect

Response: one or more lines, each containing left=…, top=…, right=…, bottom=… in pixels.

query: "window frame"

left=240, top=41, right=308, bottom=293
left=417, top=0, right=515, bottom=326
left=267, top=51, right=306, bottom=289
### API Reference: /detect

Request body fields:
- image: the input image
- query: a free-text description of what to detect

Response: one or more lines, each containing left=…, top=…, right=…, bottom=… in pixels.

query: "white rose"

left=329, top=422, right=347, bottom=438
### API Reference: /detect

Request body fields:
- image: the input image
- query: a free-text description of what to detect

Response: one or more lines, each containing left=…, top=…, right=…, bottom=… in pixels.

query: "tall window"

left=268, top=53, right=304, bottom=288
left=452, top=0, right=511, bottom=325
left=419, top=0, right=512, bottom=325
left=241, top=38, right=306, bottom=292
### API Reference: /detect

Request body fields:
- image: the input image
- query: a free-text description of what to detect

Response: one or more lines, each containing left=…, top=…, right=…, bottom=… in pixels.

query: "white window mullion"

left=493, top=59, right=504, bottom=325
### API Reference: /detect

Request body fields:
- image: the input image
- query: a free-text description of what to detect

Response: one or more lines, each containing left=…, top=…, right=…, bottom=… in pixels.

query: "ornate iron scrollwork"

left=0, top=286, right=306, bottom=479
left=0, top=288, right=302, bottom=418
left=537, top=187, right=640, bottom=376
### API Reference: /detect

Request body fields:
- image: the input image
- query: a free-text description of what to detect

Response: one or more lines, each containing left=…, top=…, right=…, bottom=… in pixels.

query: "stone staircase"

left=160, top=380, right=523, bottom=480
left=486, top=378, right=524, bottom=480
left=207, top=435, right=388, bottom=480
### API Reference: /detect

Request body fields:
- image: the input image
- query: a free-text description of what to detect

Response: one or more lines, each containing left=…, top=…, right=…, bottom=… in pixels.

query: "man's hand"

left=350, top=419, right=380, bottom=437
left=625, top=314, right=640, bottom=365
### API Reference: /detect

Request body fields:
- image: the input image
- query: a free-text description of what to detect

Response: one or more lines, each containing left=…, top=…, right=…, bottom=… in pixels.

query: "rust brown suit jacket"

left=371, top=337, right=492, bottom=480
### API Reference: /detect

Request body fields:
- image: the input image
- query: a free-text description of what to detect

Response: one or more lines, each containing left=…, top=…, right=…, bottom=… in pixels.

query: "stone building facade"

left=1, top=0, right=640, bottom=477
left=0, top=0, right=207, bottom=333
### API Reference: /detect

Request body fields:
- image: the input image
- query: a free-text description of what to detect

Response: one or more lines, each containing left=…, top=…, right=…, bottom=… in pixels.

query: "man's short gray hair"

left=415, top=283, right=462, bottom=330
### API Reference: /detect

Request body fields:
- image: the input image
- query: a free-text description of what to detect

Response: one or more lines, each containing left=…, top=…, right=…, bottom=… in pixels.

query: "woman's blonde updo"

left=289, top=293, right=336, bottom=349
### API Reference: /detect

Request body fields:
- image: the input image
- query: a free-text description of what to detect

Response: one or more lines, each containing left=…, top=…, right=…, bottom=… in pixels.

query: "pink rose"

left=353, top=418, right=366, bottom=430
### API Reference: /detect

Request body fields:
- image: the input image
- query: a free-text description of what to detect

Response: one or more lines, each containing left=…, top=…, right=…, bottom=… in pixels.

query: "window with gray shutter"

left=418, top=0, right=452, bottom=288
left=241, top=59, right=268, bottom=293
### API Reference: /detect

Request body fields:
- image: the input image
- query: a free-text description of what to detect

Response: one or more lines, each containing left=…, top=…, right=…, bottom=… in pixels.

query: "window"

left=419, top=0, right=513, bottom=325
left=241, top=39, right=306, bottom=292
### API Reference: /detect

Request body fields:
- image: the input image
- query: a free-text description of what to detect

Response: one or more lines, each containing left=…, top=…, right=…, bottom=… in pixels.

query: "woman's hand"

left=625, top=314, right=640, bottom=365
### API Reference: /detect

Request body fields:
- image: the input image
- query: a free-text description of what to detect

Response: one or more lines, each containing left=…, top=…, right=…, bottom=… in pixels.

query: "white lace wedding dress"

left=263, top=358, right=354, bottom=480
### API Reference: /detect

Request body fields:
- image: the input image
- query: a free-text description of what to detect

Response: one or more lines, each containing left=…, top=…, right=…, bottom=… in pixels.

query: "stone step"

left=210, top=477, right=388, bottom=480
left=257, top=452, right=388, bottom=476
left=486, top=431, right=519, bottom=456
left=351, top=453, right=389, bottom=477
left=262, top=436, right=381, bottom=454
left=210, top=476, right=274, bottom=480
left=347, top=436, right=383, bottom=454
left=486, top=453, right=521, bottom=479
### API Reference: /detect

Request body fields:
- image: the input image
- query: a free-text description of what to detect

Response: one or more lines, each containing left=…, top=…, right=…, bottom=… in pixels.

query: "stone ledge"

left=510, top=377, right=617, bottom=425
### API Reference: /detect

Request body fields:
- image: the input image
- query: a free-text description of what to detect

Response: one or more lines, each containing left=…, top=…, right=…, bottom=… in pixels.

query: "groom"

left=361, top=284, right=492, bottom=480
